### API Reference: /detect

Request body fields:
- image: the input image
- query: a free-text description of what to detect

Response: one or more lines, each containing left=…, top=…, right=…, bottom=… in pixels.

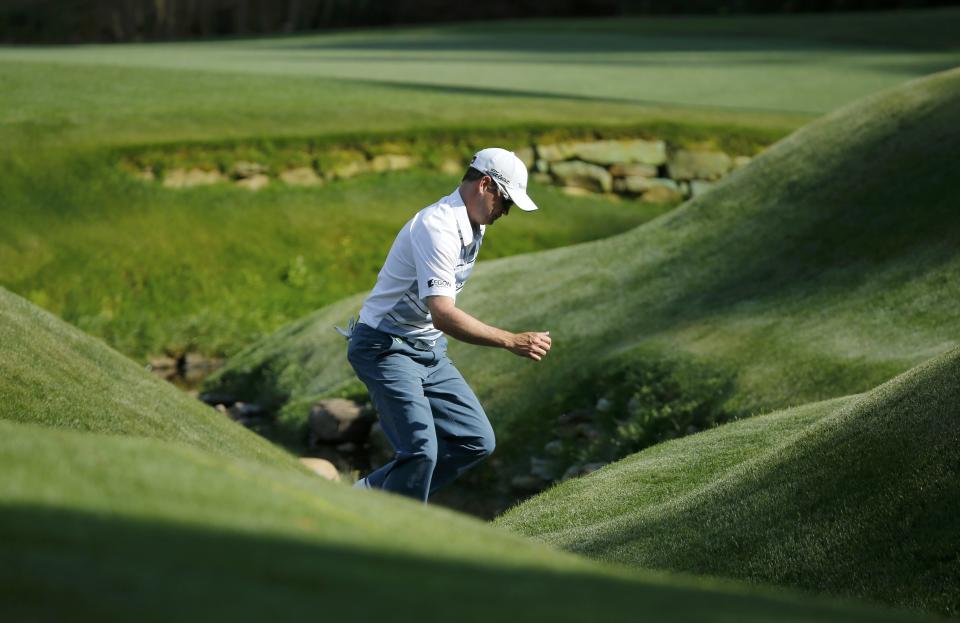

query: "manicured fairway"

left=208, top=66, right=960, bottom=503
left=3, top=9, right=959, bottom=123
left=0, top=286, right=927, bottom=623
left=497, top=348, right=960, bottom=616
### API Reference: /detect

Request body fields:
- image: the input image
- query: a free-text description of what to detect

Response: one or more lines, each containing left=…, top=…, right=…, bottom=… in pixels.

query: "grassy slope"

left=0, top=288, right=921, bottom=623
left=497, top=347, right=960, bottom=616
left=0, top=286, right=296, bottom=468
left=207, top=67, right=960, bottom=455
left=1, top=419, right=924, bottom=623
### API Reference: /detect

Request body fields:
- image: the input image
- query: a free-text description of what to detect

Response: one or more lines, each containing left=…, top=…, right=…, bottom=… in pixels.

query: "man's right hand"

left=508, top=331, right=552, bottom=361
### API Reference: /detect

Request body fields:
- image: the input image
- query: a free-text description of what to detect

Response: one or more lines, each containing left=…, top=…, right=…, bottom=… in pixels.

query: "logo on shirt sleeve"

left=428, top=278, right=451, bottom=289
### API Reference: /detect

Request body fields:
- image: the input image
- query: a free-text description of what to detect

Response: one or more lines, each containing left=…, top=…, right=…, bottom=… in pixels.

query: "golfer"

left=346, top=147, right=551, bottom=502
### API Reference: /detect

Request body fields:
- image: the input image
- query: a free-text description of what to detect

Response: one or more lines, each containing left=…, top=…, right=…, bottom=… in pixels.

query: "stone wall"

left=126, top=136, right=755, bottom=203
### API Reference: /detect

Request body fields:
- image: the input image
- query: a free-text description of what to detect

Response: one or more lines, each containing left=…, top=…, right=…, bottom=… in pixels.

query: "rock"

left=689, top=180, right=716, bottom=197
left=571, top=139, right=667, bottom=166
left=308, top=398, right=376, bottom=445
left=514, top=147, right=535, bottom=169
left=230, top=161, right=268, bottom=179
left=198, top=392, right=237, bottom=407
left=322, top=150, right=369, bottom=180
left=370, top=154, right=417, bottom=173
left=299, top=457, right=340, bottom=481
left=667, top=150, right=733, bottom=181
left=162, top=168, right=225, bottom=188
left=530, top=456, right=559, bottom=481
left=583, top=462, right=607, bottom=475
left=551, top=160, right=612, bottom=193
left=613, top=176, right=679, bottom=196
left=147, top=355, right=177, bottom=371
left=535, top=141, right=579, bottom=162
left=183, top=353, right=221, bottom=371
left=733, top=155, right=753, bottom=169
left=561, top=186, right=594, bottom=197
left=279, top=167, right=323, bottom=186
left=510, top=474, right=546, bottom=491
left=561, top=462, right=607, bottom=481
left=558, top=409, right=594, bottom=425
left=236, top=174, right=269, bottom=191
left=609, top=162, right=658, bottom=178
left=530, top=172, right=552, bottom=185
left=574, top=422, right=601, bottom=442
left=544, top=440, right=564, bottom=456
left=561, top=464, right=583, bottom=481
left=228, top=402, right=267, bottom=421
left=439, top=159, right=464, bottom=176
left=642, top=185, right=684, bottom=204
left=135, top=168, right=156, bottom=182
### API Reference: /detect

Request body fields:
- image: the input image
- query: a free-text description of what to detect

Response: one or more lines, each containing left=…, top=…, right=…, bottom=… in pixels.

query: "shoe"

left=353, top=476, right=370, bottom=490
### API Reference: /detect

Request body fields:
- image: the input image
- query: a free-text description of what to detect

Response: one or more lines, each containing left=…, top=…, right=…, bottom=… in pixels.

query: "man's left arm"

left=427, top=296, right=551, bottom=362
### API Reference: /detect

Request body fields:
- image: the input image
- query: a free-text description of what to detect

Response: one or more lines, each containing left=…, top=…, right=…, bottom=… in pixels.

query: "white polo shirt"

left=358, top=188, right=484, bottom=345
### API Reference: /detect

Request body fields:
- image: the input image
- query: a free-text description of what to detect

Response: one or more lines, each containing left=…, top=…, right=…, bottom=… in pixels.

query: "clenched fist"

left=508, top=331, right=552, bottom=361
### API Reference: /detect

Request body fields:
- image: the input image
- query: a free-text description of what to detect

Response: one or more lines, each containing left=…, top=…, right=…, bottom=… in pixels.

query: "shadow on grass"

left=0, top=504, right=908, bottom=623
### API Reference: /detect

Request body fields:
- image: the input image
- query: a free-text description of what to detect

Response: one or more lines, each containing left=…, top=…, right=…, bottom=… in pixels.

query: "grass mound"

left=497, top=347, right=960, bottom=616
left=0, top=418, right=926, bottom=623
left=0, top=289, right=921, bottom=622
left=0, top=286, right=295, bottom=469
left=206, top=67, right=960, bottom=470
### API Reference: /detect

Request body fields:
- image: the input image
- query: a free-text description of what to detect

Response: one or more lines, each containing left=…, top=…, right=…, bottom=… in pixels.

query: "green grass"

left=4, top=59, right=791, bottom=151
left=496, top=347, right=960, bottom=616
left=1, top=157, right=675, bottom=358
left=0, top=16, right=823, bottom=361
left=0, top=286, right=296, bottom=468
left=1, top=286, right=926, bottom=623
left=205, top=66, right=960, bottom=500
left=3, top=9, right=959, bottom=126
left=11, top=9, right=955, bottom=359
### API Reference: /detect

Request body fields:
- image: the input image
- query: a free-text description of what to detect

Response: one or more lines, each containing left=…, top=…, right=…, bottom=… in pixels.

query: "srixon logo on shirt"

left=428, top=278, right=451, bottom=289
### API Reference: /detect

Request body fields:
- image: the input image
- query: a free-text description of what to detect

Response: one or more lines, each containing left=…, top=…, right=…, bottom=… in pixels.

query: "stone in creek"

left=667, top=149, right=733, bottom=181
left=299, top=457, right=340, bottom=481
left=370, top=154, right=417, bottom=173
left=551, top=160, right=613, bottom=193
left=308, top=398, right=376, bottom=445
left=280, top=167, right=323, bottom=186
left=162, top=168, right=225, bottom=188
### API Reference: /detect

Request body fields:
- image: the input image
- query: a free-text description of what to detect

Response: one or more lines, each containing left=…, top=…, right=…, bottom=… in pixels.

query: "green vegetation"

left=0, top=33, right=805, bottom=360
left=0, top=286, right=296, bottom=468
left=4, top=9, right=960, bottom=120
left=2, top=286, right=924, bottom=622
left=10, top=10, right=955, bottom=360
left=534, top=347, right=738, bottom=476
left=3, top=12, right=959, bottom=619
left=497, top=347, right=960, bottom=616
left=207, top=66, right=960, bottom=503
left=1, top=155, right=673, bottom=358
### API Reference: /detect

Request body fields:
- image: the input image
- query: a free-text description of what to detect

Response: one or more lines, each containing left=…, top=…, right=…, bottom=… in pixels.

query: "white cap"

left=469, top=147, right=538, bottom=212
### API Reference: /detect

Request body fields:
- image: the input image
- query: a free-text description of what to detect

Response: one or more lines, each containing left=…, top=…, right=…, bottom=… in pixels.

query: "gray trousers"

left=347, top=322, right=495, bottom=502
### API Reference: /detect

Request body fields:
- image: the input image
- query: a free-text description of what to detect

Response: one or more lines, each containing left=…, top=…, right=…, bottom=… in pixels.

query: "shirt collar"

left=451, top=188, right=483, bottom=246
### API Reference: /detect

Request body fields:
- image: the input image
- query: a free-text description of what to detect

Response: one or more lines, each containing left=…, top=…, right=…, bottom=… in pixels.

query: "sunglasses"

left=486, top=178, right=513, bottom=210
